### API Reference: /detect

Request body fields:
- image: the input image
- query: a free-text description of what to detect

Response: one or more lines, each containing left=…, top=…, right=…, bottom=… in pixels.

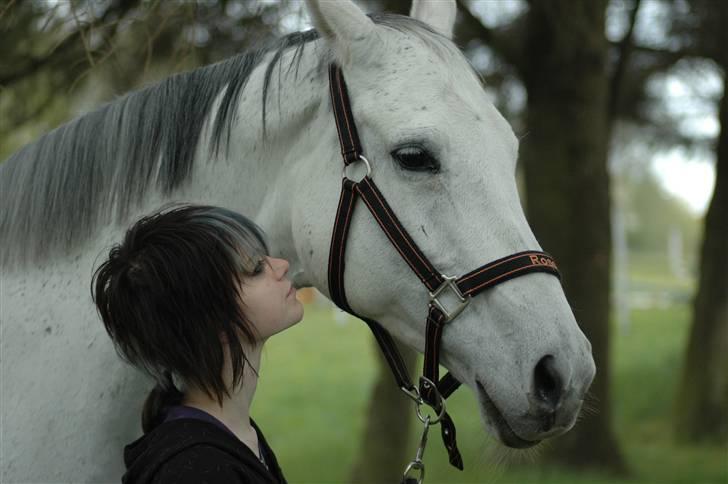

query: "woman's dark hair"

left=91, top=204, right=269, bottom=433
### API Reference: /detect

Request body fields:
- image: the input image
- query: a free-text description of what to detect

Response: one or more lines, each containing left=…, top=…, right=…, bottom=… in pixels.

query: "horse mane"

left=0, top=14, right=452, bottom=267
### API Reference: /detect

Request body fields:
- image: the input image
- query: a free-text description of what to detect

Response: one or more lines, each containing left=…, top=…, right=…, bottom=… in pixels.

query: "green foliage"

left=252, top=302, right=727, bottom=483
left=0, top=0, right=287, bottom=161
left=614, top=165, right=702, bottom=282
left=623, top=172, right=700, bottom=251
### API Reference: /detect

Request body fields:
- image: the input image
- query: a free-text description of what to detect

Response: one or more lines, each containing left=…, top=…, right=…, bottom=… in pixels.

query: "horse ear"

left=410, top=0, right=457, bottom=39
left=305, top=0, right=375, bottom=43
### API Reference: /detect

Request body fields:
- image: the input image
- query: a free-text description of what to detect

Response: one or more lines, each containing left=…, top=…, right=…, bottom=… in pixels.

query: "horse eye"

left=391, top=146, right=440, bottom=173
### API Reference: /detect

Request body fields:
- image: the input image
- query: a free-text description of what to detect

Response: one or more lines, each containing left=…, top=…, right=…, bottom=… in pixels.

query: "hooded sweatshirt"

left=122, top=406, right=286, bottom=484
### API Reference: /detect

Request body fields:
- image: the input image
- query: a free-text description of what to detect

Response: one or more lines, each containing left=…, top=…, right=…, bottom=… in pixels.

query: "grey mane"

left=0, top=14, right=451, bottom=267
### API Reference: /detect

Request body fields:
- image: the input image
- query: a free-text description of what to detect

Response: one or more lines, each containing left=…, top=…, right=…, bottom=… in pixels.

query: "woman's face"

left=240, top=256, right=304, bottom=341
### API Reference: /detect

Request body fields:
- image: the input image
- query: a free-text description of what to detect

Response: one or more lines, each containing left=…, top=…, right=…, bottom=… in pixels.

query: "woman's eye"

left=391, top=146, right=440, bottom=173
left=253, top=260, right=265, bottom=275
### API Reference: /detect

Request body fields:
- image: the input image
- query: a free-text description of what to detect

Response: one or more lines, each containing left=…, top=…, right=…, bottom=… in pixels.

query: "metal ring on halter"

left=415, top=377, right=446, bottom=425
left=342, top=155, right=372, bottom=181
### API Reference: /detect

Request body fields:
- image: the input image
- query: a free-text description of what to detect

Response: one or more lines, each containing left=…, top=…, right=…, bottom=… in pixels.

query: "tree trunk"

left=519, top=1, right=628, bottom=474
left=674, top=77, right=728, bottom=444
left=349, top=339, right=417, bottom=483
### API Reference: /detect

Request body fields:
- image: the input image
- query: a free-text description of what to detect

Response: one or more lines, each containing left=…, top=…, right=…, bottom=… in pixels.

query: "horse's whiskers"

left=579, top=390, right=600, bottom=417
left=472, top=436, right=510, bottom=484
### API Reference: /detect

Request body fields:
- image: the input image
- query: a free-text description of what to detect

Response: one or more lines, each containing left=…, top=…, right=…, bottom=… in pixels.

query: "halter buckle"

left=429, top=275, right=470, bottom=323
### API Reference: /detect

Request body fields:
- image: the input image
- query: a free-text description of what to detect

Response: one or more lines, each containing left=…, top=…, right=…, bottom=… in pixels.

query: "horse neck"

left=181, top=43, right=330, bottom=282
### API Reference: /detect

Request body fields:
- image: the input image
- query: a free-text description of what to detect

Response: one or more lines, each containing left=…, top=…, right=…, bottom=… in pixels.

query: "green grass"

left=611, top=306, right=727, bottom=484
left=252, top=303, right=727, bottom=483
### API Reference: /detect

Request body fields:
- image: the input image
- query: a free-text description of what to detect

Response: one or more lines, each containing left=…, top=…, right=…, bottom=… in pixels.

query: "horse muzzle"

left=476, top=351, right=594, bottom=447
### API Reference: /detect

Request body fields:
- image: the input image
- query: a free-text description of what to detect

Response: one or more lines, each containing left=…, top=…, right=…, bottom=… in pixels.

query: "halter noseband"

left=326, top=64, right=560, bottom=481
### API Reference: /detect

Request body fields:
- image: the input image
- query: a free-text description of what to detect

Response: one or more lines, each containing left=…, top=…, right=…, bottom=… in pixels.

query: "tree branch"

left=0, top=0, right=17, bottom=21
left=455, top=0, right=526, bottom=75
left=0, top=0, right=139, bottom=86
left=608, top=0, right=642, bottom=122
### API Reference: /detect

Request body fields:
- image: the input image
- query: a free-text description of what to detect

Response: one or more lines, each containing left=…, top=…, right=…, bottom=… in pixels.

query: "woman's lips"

left=287, top=285, right=295, bottom=297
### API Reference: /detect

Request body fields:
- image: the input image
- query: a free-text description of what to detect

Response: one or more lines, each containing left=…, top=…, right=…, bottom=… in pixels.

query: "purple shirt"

left=162, top=405, right=237, bottom=439
left=161, top=404, right=268, bottom=469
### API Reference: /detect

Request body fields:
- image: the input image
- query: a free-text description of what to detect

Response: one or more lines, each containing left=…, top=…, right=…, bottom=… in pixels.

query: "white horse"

left=0, top=1, right=595, bottom=482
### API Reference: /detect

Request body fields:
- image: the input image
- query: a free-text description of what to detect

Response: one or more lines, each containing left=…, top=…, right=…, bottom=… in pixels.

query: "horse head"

left=298, top=0, right=596, bottom=447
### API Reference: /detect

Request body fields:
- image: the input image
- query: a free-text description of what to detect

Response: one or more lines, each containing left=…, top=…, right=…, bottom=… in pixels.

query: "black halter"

left=326, top=64, right=560, bottom=476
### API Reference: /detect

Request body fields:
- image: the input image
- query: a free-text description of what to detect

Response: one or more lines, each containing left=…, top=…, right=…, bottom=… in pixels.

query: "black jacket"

left=122, top=418, right=286, bottom=484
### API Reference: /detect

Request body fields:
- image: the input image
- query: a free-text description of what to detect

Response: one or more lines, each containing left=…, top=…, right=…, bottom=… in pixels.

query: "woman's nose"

left=269, top=257, right=289, bottom=278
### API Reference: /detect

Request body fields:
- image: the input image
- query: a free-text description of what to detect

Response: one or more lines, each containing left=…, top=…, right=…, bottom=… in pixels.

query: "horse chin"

left=476, top=381, right=541, bottom=449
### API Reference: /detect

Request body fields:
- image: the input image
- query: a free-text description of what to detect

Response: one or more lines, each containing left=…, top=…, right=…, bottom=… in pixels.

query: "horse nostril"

left=533, top=355, right=563, bottom=411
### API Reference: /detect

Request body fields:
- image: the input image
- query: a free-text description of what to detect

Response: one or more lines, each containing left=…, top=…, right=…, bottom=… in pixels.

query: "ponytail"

left=141, top=371, right=184, bottom=433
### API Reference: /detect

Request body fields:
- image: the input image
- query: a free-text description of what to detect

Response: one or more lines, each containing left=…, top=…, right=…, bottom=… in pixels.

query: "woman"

left=92, top=204, right=302, bottom=483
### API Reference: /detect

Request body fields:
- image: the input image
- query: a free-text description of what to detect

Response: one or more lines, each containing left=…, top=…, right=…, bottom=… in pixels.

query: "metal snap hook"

left=400, top=384, right=423, bottom=404
left=401, top=460, right=425, bottom=484
left=401, top=415, right=431, bottom=484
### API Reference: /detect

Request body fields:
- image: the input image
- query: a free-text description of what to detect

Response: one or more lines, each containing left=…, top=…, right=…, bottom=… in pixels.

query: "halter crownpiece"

left=325, top=63, right=561, bottom=481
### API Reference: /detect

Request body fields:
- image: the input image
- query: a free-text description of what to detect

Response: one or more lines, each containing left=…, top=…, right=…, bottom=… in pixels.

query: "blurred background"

left=1, top=0, right=725, bottom=483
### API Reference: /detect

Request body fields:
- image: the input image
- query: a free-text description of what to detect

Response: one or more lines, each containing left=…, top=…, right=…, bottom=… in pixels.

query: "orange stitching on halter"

left=336, top=69, right=358, bottom=161
left=356, top=183, right=422, bottom=280
left=465, top=265, right=549, bottom=296
left=458, top=253, right=532, bottom=284
left=363, top=178, right=438, bottom=285
left=328, top=69, right=347, bottom=160
left=429, top=321, right=443, bottom=377
left=425, top=310, right=444, bottom=378
left=339, top=189, right=355, bottom=300
left=433, top=323, right=443, bottom=376
left=328, top=183, right=347, bottom=287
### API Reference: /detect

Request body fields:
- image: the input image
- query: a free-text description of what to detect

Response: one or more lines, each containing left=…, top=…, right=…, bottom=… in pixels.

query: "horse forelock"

left=0, top=13, right=457, bottom=268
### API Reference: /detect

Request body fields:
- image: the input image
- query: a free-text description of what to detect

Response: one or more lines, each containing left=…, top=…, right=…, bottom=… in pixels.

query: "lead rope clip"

left=401, top=415, right=431, bottom=484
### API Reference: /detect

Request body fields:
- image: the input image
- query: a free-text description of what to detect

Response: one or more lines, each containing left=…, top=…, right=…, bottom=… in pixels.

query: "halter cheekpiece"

left=326, top=64, right=561, bottom=483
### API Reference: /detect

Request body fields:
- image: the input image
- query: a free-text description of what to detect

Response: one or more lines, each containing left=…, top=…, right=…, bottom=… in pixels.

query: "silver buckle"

left=429, top=275, right=469, bottom=323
